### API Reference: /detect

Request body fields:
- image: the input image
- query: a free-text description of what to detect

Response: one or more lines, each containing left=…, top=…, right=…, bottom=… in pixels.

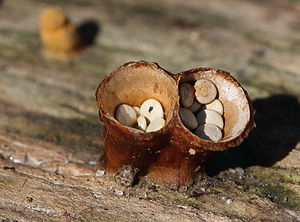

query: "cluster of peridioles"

left=179, top=79, right=225, bottom=142
left=39, top=7, right=99, bottom=61
left=115, top=99, right=166, bottom=133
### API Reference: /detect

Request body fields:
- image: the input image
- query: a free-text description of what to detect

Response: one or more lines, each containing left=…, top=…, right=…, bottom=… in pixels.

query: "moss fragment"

left=257, top=182, right=300, bottom=209
left=249, top=167, right=300, bottom=209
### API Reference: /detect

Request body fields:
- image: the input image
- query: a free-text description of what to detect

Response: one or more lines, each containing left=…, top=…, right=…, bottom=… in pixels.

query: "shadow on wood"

left=206, top=94, right=300, bottom=176
left=76, top=20, right=100, bottom=47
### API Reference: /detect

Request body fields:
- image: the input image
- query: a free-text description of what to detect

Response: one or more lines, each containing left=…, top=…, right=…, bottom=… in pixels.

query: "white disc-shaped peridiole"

left=146, top=118, right=165, bottom=132
left=195, top=123, right=223, bottom=142
left=205, top=99, right=224, bottom=115
left=133, top=106, right=140, bottom=116
left=137, top=115, right=147, bottom=131
left=194, top=79, right=217, bottom=104
left=140, top=99, right=164, bottom=122
left=197, top=109, right=224, bottom=129
left=115, top=104, right=137, bottom=127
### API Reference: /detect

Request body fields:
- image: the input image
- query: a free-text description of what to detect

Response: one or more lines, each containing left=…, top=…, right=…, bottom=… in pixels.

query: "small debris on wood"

left=2, top=166, right=15, bottom=170
left=95, top=169, right=105, bottom=177
left=113, top=165, right=140, bottom=187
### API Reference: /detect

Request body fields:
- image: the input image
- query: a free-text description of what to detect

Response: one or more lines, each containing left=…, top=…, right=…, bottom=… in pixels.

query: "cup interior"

left=179, top=69, right=251, bottom=142
left=98, top=62, right=178, bottom=124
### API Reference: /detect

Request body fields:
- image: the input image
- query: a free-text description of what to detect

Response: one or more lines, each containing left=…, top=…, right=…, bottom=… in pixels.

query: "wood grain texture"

left=0, top=0, right=299, bottom=221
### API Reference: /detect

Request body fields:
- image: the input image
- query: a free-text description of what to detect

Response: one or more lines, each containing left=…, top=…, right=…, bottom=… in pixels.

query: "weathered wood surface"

left=0, top=0, right=300, bottom=221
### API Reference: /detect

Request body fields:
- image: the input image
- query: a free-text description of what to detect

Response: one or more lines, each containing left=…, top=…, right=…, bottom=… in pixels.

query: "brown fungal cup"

left=95, top=62, right=255, bottom=187
left=95, top=61, right=178, bottom=179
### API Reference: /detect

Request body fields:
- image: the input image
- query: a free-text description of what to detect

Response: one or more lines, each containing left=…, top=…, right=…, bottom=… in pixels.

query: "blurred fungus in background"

left=39, top=6, right=99, bottom=61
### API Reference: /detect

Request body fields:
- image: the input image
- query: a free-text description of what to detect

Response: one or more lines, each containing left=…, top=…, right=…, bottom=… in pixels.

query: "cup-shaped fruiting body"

left=176, top=68, right=255, bottom=149
left=96, top=61, right=178, bottom=178
left=96, top=61, right=255, bottom=187
left=39, top=7, right=82, bottom=60
left=147, top=68, right=255, bottom=186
